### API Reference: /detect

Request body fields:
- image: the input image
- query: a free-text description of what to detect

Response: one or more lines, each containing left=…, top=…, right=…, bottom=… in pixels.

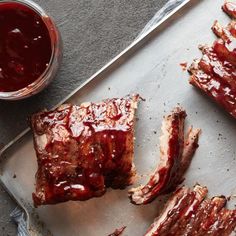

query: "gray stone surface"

left=0, top=0, right=167, bottom=235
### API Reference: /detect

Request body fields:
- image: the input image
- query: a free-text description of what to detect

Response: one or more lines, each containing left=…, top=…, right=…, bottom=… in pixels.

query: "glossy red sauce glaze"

left=222, top=2, right=236, bottom=18
left=152, top=191, right=196, bottom=235
left=129, top=108, right=192, bottom=206
left=188, top=8, right=236, bottom=119
left=144, top=186, right=236, bottom=236
left=146, top=114, right=184, bottom=196
left=0, top=2, right=52, bottom=92
left=31, top=96, right=138, bottom=206
left=190, top=44, right=236, bottom=118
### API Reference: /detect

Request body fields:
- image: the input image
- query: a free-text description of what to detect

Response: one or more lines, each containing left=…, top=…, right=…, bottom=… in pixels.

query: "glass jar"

left=0, top=0, right=62, bottom=100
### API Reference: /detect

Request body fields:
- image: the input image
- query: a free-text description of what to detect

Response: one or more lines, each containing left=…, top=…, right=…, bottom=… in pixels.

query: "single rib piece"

left=188, top=17, right=236, bottom=118
left=31, top=94, right=139, bottom=206
left=170, top=127, right=201, bottom=189
left=212, top=20, right=236, bottom=43
left=222, top=1, right=236, bottom=19
left=129, top=108, right=200, bottom=205
left=108, top=226, right=126, bottom=236
left=144, top=185, right=236, bottom=236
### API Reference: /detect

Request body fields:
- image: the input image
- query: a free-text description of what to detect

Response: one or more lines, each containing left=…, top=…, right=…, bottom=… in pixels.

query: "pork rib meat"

left=144, top=185, right=236, bottom=236
left=31, top=94, right=139, bottom=206
left=129, top=107, right=200, bottom=205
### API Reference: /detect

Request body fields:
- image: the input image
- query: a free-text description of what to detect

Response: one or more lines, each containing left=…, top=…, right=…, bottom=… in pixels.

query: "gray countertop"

left=0, top=0, right=167, bottom=235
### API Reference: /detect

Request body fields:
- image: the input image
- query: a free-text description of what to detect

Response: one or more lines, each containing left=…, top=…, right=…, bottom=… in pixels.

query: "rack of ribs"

left=188, top=2, right=236, bottom=118
left=144, top=185, right=236, bottom=236
left=31, top=94, right=139, bottom=207
left=129, top=107, right=200, bottom=205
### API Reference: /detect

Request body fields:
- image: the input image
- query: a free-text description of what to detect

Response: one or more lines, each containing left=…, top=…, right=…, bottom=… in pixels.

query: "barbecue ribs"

left=31, top=94, right=139, bottom=206
left=223, top=1, right=236, bottom=19
left=144, top=185, right=236, bottom=236
left=129, top=107, right=200, bottom=205
left=188, top=2, right=236, bottom=118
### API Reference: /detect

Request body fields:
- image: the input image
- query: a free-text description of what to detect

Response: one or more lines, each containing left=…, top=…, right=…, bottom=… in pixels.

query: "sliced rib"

left=168, top=185, right=208, bottom=236
left=129, top=107, right=200, bottom=205
left=212, top=20, right=236, bottom=43
left=198, top=196, right=227, bottom=235
left=144, top=185, right=208, bottom=236
left=223, top=1, right=236, bottom=19
left=213, top=208, right=236, bottom=236
left=188, top=18, right=236, bottom=118
left=144, top=185, right=236, bottom=236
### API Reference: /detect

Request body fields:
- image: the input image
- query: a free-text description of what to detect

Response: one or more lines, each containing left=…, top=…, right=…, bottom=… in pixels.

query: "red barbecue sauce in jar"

left=0, top=2, right=52, bottom=92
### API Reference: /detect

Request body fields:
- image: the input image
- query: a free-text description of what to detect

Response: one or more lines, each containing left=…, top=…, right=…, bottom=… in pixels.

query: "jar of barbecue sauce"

left=0, top=0, right=62, bottom=100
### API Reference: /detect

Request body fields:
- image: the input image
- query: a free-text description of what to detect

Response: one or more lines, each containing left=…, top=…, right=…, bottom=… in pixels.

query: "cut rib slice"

left=222, top=1, right=236, bottom=19
left=31, top=94, right=139, bottom=206
left=144, top=185, right=208, bottom=236
left=129, top=107, right=200, bottom=205
left=212, top=20, right=236, bottom=43
left=144, top=185, right=236, bottom=236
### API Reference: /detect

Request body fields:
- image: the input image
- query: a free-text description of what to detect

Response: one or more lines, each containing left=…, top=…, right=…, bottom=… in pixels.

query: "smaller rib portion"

left=222, top=1, right=236, bottom=19
left=129, top=108, right=200, bottom=205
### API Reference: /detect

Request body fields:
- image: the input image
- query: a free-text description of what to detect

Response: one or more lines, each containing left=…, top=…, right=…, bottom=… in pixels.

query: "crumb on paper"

left=108, top=226, right=126, bottom=236
left=140, top=96, right=146, bottom=102
left=13, top=174, right=16, bottom=179
left=180, top=62, right=188, bottom=71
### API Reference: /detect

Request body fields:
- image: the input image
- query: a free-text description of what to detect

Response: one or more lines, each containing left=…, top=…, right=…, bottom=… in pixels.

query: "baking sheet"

left=1, top=0, right=236, bottom=235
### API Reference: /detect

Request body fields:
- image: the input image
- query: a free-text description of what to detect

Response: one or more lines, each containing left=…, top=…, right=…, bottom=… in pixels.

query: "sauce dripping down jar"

left=0, top=0, right=62, bottom=100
